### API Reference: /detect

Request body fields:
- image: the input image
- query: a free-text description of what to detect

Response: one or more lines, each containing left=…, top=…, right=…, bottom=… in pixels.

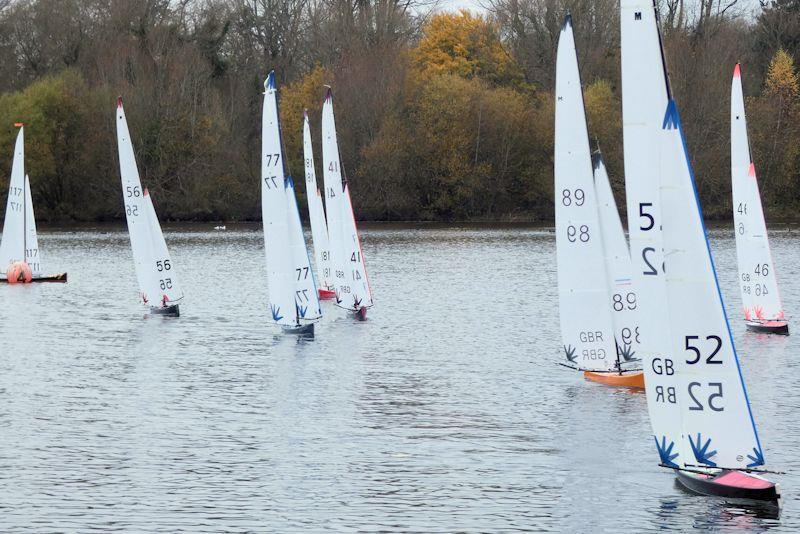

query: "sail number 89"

left=561, top=189, right=585, bottom=206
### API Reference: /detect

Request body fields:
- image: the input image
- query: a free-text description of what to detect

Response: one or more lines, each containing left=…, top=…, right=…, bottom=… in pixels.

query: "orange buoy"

left=7, top=261, right=32, bottom=284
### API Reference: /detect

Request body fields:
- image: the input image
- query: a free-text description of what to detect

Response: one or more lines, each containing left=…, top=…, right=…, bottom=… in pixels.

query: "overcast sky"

left=434, top=0, right=764, bottom=18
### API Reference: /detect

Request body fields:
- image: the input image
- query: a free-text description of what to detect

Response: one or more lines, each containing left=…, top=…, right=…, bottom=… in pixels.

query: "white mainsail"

left=261, top=71, right=321, bottom=327
left=622, top=0, right=765, bottom=470
left=731, top=64, right=785, bottom=324
left=554, top=15, right=617, bottom=372
left=303, top=111, right=333, bottom=291
left=621, top=0, right=682, bottom=467
left=321, top=87, right=373, bottom=312
left=0, top=127, right=27, bottom=273
left=593, top=155, right=641, bottom=366
left=116, top=98, right=182, bottom=308
left=23, top=175, right=42, bottom=276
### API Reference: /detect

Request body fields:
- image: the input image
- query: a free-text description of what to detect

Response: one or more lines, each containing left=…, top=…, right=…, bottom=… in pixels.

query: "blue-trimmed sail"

left=261, top=71, right=322, bottom=327
left=621, top=0, right=764, bottom=471
left=660, top=99, right=764, bottom=469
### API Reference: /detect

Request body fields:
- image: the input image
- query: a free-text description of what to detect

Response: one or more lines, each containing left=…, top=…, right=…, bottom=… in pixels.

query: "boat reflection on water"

left=653, top=490, right=781, bottom=532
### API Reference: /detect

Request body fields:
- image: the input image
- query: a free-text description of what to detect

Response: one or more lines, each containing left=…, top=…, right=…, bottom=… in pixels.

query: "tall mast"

left=22, top=174, right=26, bottom=263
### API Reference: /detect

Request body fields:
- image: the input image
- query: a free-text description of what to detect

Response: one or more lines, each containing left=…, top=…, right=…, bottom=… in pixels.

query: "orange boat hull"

left=584, top=370, right=645, bottom=389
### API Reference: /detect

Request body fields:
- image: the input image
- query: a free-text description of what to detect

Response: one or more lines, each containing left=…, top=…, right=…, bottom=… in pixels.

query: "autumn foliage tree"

left=0, top=1, right=798, bottom=222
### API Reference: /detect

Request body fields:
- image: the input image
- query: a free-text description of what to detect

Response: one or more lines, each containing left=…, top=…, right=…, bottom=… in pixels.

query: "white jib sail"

left=321, top=87, right=373, bottom=311
left=143, top=190, right=183, bottom=306
left=731, top=64, right=785, bottom=324
left=116, top=98, right=163, bottom=307
left=0, top=127, right=26, bottom=273
left=23, top=175, right=42, bottom=276
left=620, top=0, right=683, bottom=466
left=661, top=100, right=764, bottom=470
left=261, top=71, right=304, bottom=327
left=592, top=155, right=642, bottom=367
left=286, top=176, right=322, bottom=321
left=303, top=111, right=334, bottom=291
left=554, top=15, right=617, bottom=372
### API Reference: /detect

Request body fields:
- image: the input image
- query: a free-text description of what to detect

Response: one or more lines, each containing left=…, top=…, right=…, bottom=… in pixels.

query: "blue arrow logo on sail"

left=655, top=436, right=679, bottom=468
left=270, top=304, right=283, bottom=322
left=353, top=296, right=362, bottom=308
left=662, top=100, right=680, bottom=131
left=616, top=339, right=637, bottom=362
left=297, top=302, right=307, bottom=318
left=689, top=433, right=717, bottom=467
left=747, top=447, right=765, bottom=468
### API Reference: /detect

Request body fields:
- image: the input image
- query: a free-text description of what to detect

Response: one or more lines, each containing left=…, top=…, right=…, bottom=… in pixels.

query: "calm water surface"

left=0, top=223, right=798, bottom=532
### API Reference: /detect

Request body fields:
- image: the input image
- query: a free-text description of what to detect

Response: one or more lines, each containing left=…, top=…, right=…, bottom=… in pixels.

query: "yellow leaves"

left=413, top=10, right=524, bottom=88
left=583, top=79, right=622, bottom=179
left=765, top=48, right=799, bottom=100
left=278, top=65, right=330, bottom=178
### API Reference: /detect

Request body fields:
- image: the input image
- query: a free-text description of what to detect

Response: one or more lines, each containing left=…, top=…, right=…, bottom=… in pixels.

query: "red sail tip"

left=733, top=63, right=741, bottom=78
left=13, top=122, right=23, bottom=127
left=748, top=163, right=756, bottom=178
left=143, top=187, right=150, bottom=196
left=117, top=96, right=123, bottom=108
left=324, top=85, right=332, bottom=101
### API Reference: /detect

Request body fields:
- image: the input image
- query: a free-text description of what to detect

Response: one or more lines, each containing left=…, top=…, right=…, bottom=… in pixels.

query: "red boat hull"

left=318, top=288, right=336, bottom=300
left=676, top=469, right=780, bottom=502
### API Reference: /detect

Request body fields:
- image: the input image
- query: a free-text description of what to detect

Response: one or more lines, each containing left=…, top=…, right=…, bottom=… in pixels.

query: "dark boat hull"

left=745, top=320, right=789, bottom=335
left=282, top=323, right=314, bottom=335
left=0, top=272, right=67, bottom=284
left=675, top=469, right=780, bottom=502
left=150, top=304, right=180, bottom=317
left=352, top=307, right=368, bottom=321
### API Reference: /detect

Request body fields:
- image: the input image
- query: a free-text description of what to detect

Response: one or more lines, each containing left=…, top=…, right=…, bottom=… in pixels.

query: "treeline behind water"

left=0, top=0, right=799, bottom=223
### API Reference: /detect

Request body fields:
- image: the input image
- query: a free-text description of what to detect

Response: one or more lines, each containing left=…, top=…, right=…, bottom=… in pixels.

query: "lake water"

left=0, top=223, right=798, bottom=532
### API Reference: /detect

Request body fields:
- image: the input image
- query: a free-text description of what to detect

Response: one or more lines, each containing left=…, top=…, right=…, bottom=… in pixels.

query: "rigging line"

left=660, top=463, right=786, bottom=476
left=23, top=174, right=27, bottom=262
